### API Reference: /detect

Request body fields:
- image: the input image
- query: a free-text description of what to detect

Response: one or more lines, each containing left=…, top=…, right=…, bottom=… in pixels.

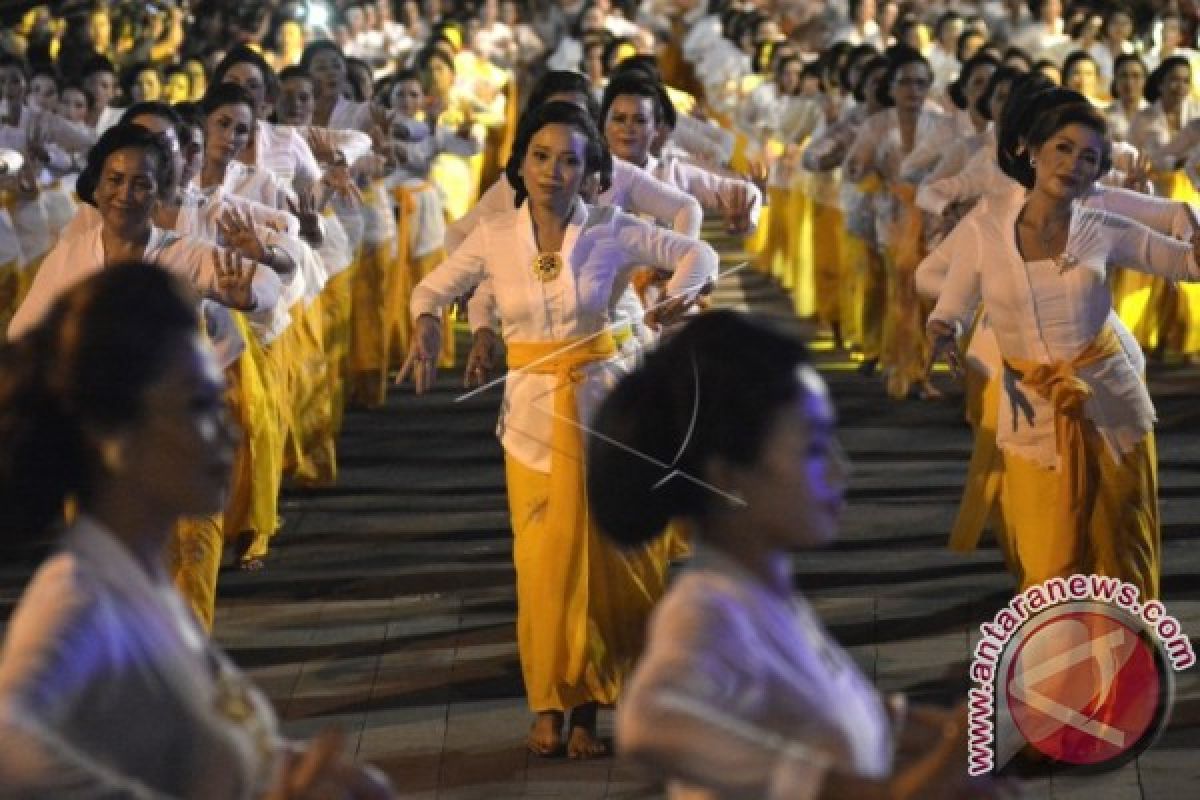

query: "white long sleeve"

left=9, top=227, right=282, bottom=340
left=650, top=155, right=763, bottom=231
left=619, top=547, right=892, bottom=800
left=600, top=157, right=704, bottom=237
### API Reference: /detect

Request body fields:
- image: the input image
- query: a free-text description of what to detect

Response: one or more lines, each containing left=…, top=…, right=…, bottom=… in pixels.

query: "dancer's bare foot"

left=527, top=711, right=564, bottom=757
left=566, top=704, right=608, bottom=759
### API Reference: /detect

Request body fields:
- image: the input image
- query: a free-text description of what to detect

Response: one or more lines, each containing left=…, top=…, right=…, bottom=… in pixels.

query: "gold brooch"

left=1055, top=253, right=1080, bottom=275
left=532, top=252, right=563, bottom=283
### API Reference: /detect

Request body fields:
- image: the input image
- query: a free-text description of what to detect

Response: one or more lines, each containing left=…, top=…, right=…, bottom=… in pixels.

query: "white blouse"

left=618, top=545, right=893, bottom=800
left=411, top=200, right=716, bottom=472
left=670, top=113, right=735, bottom=167
left=8, top=225, right=282, bottom=341
left=212, top=161, right=295, bottom=212
left=926, top=202, right=1200, bottom=468
left=0, top=516, right=280, bottom=798
left=844, top=108, right=961, bottom=245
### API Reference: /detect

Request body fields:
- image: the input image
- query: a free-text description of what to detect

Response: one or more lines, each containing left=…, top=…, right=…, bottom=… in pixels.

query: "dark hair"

left=505, top=101, right=612, bottom=206
left=172, top=101, right=204, bottom=133
left=996, top=74, right=1058, bottom=173
left=61, top=81, right=95, bottom=111
left=934, top=10, right=963, bottom=41
left=840, top=44, right=879, bottom=90
left=120, top=61, right=161, bottom=102
left=0, top=262, right=199, bottom=538
left=299, top=40, right=346, bottom=74
left=1032, top=58, right=1062, bottom=80
left=120, top=101, right=187, bottom=142
left=80, top=54, right=117, bottom=80
left=1145, top=55, right=1192, bottom=104
left=854, top=55, right=888, bottom=104
left=383, top=68, right=423, bottom=106
left=213, top=44, right=280, bottom=102
left=774, top=54, right=805, bottom=95
left=1027, top=0, right=1056, bottom=18
left=956, top=28, right=986, bottom=63
left=609, top=60, right=677, bottom=130
left=977, top=65, right=1021, bottom=120
left=612, top=54, right=664, bottom=82
left=586, top=311, right=812, bottom=546
left=600, top=73, right=671, bottom=129
left=877, top=45, right=930, bottom=107
left=523, top=70, right=602, bottom=124
left=1000, top=90, right=1111, bottom=188
left=1002, top=46, right=1033, bottom=71
left=1101, top=6, right=1134, bottom=37
left=76, top=124, right=172, bottom=207
left=200, top=82, right=258, bottom=117
left=278, top=65, right=311, bottom=85
left=29, top=65, right=59, bottom=88
left=948, top=52, right=1000, bottom=110
left=1109, top=53, right=1147, bottom=99
left=821, top=41, right=854, bottom=89
left=1061, top=50, right=1099, bottom=88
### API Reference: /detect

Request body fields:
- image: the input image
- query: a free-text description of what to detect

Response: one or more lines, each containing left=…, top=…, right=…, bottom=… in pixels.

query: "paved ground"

left=2, top=237, right=1198, bottom=798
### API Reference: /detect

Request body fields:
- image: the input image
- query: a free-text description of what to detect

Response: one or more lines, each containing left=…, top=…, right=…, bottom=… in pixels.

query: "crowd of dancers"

left=2, top=0, right=1199, bottom=796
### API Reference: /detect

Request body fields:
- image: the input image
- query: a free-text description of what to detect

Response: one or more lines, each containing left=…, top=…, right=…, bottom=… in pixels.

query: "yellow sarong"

left=999, top=325, right=1160, bottom=598
left=504, top=333, right=671, bottom=710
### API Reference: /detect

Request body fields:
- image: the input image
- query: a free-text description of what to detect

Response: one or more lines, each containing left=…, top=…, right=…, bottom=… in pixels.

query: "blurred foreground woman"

left=587, top=311, right=1014, bottom=799
left=0, top=263, right=392, bottom=799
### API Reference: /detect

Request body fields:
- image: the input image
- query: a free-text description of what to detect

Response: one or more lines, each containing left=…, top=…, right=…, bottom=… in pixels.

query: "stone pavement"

left=1, top=245, right=1198, bottom=799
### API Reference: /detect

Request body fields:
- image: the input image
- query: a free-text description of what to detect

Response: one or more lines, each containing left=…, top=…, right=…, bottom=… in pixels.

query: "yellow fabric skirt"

left=505, top=455, right=673, bottom=711
left=347, top=239, right=397, bottom=410
left=168, top=512, right=224, bottom=632
left=758, top=187, right=790, bottom=280
left=880, top=252, right=932, bottom=398
left=321, top=265, right=356, bottom=436
left=1000, top=428, right=1160, bottom=600
left=881, top=191, right=931, bottom=398
left=836, top=228, right=866, bottom=350
left=859, top=244, right=886, bottom=362
left=286, top=297, right=337, bottom=486
left=224, top=315, right=284, bottom=561
left=811, top=202, right=843, bottom=328
left=789, top=184, right=816, bottom=316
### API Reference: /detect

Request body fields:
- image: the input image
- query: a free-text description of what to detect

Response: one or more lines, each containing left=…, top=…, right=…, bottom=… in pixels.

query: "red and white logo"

left=1005, top=609, right=1162, bottom=765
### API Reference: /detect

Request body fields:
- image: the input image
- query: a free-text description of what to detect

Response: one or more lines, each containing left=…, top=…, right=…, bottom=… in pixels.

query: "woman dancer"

left=927, top=97, right=1200, bottom=598
left=406, top=101, right=716, bottom=758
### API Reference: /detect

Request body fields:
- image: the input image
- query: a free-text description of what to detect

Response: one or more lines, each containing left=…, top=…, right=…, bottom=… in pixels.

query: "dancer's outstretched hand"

left=396, top=313, right=443, bottom=393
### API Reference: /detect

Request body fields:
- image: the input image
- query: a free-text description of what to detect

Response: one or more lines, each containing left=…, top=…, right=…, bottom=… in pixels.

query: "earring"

left=1029, top=156, right=1037, bottom=168
left=100, top=440, right=124, bottom=473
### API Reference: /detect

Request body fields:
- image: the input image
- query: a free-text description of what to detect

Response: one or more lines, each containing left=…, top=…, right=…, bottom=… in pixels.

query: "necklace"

left=532, top=252, right=564, bottom=282
left=1019, top=206, right=1071, bottom=247
left=530, top=212, right=567, bottom=283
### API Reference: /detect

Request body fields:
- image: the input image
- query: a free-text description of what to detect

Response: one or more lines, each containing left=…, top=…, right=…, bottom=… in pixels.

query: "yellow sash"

left=1001, top=324, right=1125, bottom=549
left=505, top=331, right=618, bottom=682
